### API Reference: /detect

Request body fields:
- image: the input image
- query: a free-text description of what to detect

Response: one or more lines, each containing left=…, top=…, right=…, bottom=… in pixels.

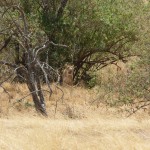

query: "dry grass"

left=0, top=81, right=150, bottom=150
left=1, top=115, right=150, bottom=150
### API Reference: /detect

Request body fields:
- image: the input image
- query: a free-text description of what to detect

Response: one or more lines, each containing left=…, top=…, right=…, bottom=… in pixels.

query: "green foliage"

left=86, top=72, right=97, bottom=88
left=20, top=1, right=141, bottom=73
left=1, top=0, right=147, bottom=84
left=24, top=101, right=34, bottom=109
left=90, top=2, right=150, bottom=110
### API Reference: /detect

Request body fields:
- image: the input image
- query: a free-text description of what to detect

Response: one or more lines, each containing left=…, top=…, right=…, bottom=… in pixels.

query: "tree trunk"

left=27, top=73, right=47, bottom=116
left=26, top=54, right=47, bottom=116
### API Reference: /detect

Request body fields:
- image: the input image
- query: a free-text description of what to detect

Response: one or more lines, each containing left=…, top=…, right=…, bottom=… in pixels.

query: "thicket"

left=19, top=0, right=142, bottom=82
left=92, top=2, right=150, bottom=115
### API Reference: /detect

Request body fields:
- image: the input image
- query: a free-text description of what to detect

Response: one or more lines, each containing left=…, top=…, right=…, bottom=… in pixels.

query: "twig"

left=8, top=89, right=52, bottom=109
left=127, top=102, right=150, bottom=117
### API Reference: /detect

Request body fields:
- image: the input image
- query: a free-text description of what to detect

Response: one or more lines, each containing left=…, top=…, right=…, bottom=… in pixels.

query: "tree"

left=0, top=0, right=66, bottom=116
left=22, top=0, right=141, bottom=83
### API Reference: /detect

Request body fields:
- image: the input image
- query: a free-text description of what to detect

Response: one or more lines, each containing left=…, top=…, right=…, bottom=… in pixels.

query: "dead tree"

left=0, top=2, right=67, bottom=116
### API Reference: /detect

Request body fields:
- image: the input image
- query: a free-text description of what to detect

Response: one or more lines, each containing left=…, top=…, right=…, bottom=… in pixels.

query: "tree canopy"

left=15, top=0, right=142, bottom=82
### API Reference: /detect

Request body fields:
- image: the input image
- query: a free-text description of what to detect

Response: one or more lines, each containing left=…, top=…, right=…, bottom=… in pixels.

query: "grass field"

left=1, top=114, right=150, bottom=150
left=0, top=82, right=150, bottom=150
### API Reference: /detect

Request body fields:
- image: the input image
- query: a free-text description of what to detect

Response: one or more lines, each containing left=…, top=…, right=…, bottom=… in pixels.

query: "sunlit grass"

left=0, top=115, right=150, bottom=150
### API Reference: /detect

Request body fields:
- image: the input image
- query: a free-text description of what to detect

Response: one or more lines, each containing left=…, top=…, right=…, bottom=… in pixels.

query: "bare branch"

left=37, top=60, right=52, bottom=96
left=0, top=61, right=17, bottom=68
left=50, top=41, right=68, bottom=48
left=8, top=89, right=52, bottom=108
left=127, top=102, right=150, bottom=117
left=34, top=40, right=68, bottom=59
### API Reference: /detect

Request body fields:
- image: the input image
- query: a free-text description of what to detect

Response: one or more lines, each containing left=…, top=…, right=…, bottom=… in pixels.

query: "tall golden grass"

left=0, top=62, right=150, bottom=150
left=0, top=112, right=150, bottom=150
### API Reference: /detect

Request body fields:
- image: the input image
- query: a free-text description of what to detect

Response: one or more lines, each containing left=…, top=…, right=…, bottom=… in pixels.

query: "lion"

left=62, top=64, right=74, bottom=86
